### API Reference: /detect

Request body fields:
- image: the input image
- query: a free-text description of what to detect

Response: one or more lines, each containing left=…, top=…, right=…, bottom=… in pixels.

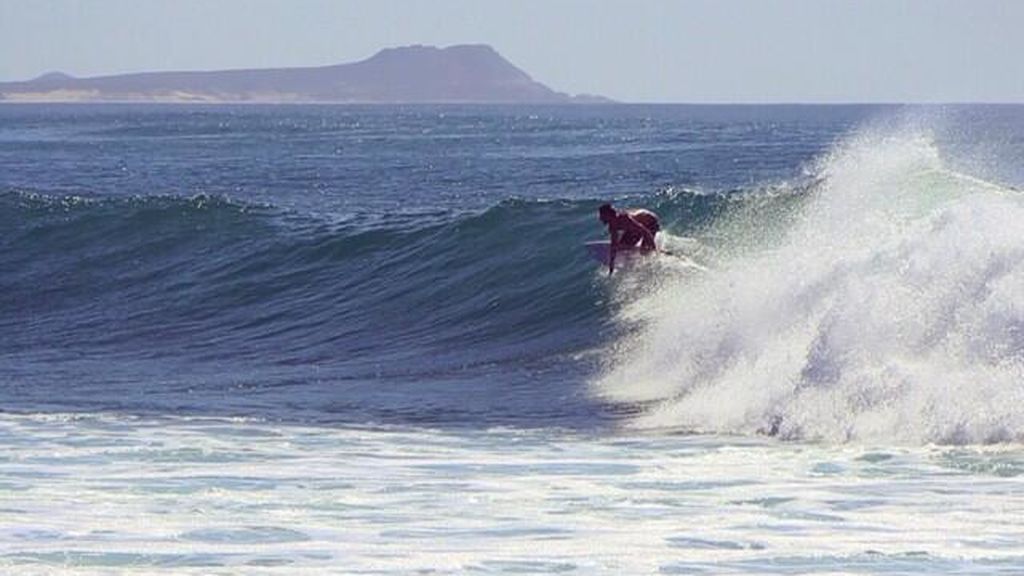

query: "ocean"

left=2, top=103, right=1024, bottom=574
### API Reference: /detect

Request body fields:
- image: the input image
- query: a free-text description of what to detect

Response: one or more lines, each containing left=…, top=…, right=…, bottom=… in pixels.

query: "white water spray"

left=597, top=128, right=1024, bottom=444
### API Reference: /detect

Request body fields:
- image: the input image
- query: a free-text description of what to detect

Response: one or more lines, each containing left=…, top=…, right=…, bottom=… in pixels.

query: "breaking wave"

left=596, top=128, right=1024, bottom=444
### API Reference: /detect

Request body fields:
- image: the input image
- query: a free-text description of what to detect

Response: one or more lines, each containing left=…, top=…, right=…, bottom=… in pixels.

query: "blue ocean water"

left=3, top=104, right=1024, bottom=574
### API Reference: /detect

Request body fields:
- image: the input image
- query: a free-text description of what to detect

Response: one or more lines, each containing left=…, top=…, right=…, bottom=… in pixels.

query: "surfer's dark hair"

left=598, top=203, right=614, bottom=215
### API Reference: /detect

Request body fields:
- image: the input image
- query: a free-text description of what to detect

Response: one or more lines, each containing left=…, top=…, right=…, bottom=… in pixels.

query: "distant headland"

left=0, top=44, right=612, bottom=104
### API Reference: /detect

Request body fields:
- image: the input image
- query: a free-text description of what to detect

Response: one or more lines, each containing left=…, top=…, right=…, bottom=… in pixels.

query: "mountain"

left=0, top=44, right=611, bottom=104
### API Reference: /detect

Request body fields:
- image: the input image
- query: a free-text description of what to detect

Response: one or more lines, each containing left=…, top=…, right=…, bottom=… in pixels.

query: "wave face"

left=1, top=192, right=613, bottom=423
left=3, top=194, right=586, bottom=364
left=596, top=127, right=1024, bottom=444
left=2, top=187, right=747, bottom=362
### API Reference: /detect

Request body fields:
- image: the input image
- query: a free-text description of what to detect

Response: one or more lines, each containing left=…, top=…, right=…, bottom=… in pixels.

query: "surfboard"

left=584, top=240, right=707, bottom=271
left=584, top=241, right=638, bottom=267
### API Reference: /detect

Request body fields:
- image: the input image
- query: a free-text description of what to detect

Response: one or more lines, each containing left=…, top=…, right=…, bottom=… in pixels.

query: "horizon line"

left=1, top=100, right=1023, bottom=106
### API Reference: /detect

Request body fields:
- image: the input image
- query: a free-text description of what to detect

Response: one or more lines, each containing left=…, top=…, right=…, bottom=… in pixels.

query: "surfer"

left=598, top=203, right=660, bottom=274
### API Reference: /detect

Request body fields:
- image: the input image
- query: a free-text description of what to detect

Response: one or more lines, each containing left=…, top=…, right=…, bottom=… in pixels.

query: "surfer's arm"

left=607, top=228, right=617, bottom=275
left=606, top=230, right=614, bottom=272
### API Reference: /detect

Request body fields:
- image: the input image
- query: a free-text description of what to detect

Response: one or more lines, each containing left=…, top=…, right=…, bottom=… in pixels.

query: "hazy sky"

left=2, top=0, right=1022, bottom=103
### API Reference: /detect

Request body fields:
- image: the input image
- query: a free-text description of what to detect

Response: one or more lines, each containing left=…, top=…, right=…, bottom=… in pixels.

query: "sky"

left=2, top=0, right=1023, bottom=103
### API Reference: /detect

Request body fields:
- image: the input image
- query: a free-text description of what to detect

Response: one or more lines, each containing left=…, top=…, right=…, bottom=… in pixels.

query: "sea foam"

left=597, top=127, right=1024, bottom=444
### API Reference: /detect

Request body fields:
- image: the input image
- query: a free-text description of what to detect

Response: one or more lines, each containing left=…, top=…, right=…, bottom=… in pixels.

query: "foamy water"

left=2, top=413, right=1023, bottom=575
left=598, top=128, right=1024, bottom=444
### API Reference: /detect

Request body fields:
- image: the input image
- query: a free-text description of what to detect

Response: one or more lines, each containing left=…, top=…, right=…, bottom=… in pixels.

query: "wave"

left=594, top=128, right=1024, bottom=445
left=15, top=121, right=1021, bottom=441
left=1, top=187, right=750, bottom=382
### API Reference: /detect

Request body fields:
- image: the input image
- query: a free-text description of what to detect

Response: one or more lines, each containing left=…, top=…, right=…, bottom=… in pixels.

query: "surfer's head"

left=598, top=203, right=615, bottom=224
